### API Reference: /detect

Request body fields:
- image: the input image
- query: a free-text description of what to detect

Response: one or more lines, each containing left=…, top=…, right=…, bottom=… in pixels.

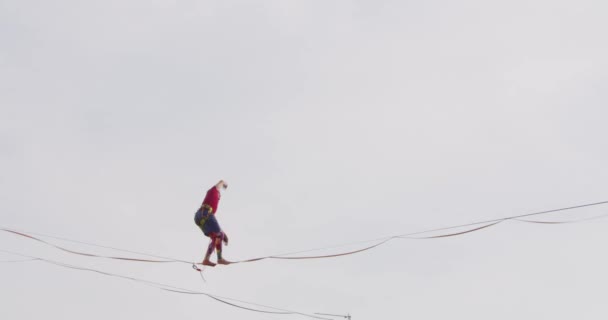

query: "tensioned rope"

left=2, top=200, right=607, bottom=266
left=9, top=230, right=193, bottom=263
left=0, top=249, right=332, bottom=320
left=0, top=228, right=187, bottom=263
left=233, top=200, right=608, bottom=262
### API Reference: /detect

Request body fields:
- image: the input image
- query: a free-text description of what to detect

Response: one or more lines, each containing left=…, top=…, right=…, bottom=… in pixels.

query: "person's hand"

left=215, top=180, right=228, bottom=191
left=223, top=233, right=229, bottom=246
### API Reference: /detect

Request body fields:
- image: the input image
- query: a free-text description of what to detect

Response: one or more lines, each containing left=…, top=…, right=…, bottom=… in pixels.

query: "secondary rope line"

left=232, top=201, right=608, bottom=262
left=235, top=237, right=395, bottom=263
left=3, top=200, right=607, bottom=266
left=0, top=228, right=182, bottom=264
left=236, top=200, right=608, bottom=261
left=393, top=200, right=608, bottom=239
left=159, top=288, right=294, bottom=315
left=398, top=221, right=503, bottom=239
left=0, top=249, right=331, bottom=320
left=315, top=313, right=351, bottom=319
left=513, top=212, right=608, bottom=224
left=232, top=221, right=503, bottom=262
left=21, top=230, right=192, bottom=264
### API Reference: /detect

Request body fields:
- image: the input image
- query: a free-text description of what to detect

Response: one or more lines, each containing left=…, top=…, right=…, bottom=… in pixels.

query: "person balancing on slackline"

left=194, top=180, right=230, bottom=266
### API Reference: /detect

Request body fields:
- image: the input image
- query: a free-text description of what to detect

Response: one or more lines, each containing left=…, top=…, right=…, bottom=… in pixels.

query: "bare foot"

left=202, top=259, right=216, bottom=267
left=217, top=258, right=231, bottom=265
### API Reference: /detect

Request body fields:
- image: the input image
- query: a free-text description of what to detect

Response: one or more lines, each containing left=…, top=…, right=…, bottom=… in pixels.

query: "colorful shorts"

left=194, top=207, right=221, bottom=237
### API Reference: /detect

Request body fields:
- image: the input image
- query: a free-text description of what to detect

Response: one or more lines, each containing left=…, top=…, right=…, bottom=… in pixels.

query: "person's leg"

left=201, top=215, right=229, bottom=265
left=202, top=232, right=229, bottom=265
left=198, top=208, right=217, bottom=267
left=202, top=237, right=216, bottom=266
left=213, top=232, right=223, bottom=259
left=213, top=232, right=230, bottom=265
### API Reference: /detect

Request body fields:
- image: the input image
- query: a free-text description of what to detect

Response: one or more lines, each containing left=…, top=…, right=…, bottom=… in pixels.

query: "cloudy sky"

left=2, top=0, right=608, bottom=319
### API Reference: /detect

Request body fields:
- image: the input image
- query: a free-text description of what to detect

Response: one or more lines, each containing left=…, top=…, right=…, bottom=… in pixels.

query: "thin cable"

left=514, top=212, right=608, bottom=224
left=1, top=249, right=322, bottom=318
left=0, top=249, right=331, bottom=320
left=315, top=313, right=351, bottom=319
left=398, top=221, right=502, bottom=239
left=266, top=200, right=608, bottom=257
left=270, top=235, right=393, bottom=258
left=236, top=221, right=502, bottom=262
left=24, top=230, right=193, bottom=263
left=394, top=200, right=608, bottom=239
left=267, top=238, right=394, bottom=260
left=0, top=228, right=187, bottom=264
left=234, top=200, right=608, bottom=262
left=233, top=238, right=394, bottom=263
left=3, top=200, right=608, bottom=265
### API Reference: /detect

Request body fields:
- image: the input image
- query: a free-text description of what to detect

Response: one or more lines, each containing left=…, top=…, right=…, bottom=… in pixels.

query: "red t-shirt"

left=202, top=186, right=221, bottom=214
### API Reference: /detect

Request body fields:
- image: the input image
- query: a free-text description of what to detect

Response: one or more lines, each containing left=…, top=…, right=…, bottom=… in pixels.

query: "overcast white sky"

left=2, top=0, right=608, bottom=319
